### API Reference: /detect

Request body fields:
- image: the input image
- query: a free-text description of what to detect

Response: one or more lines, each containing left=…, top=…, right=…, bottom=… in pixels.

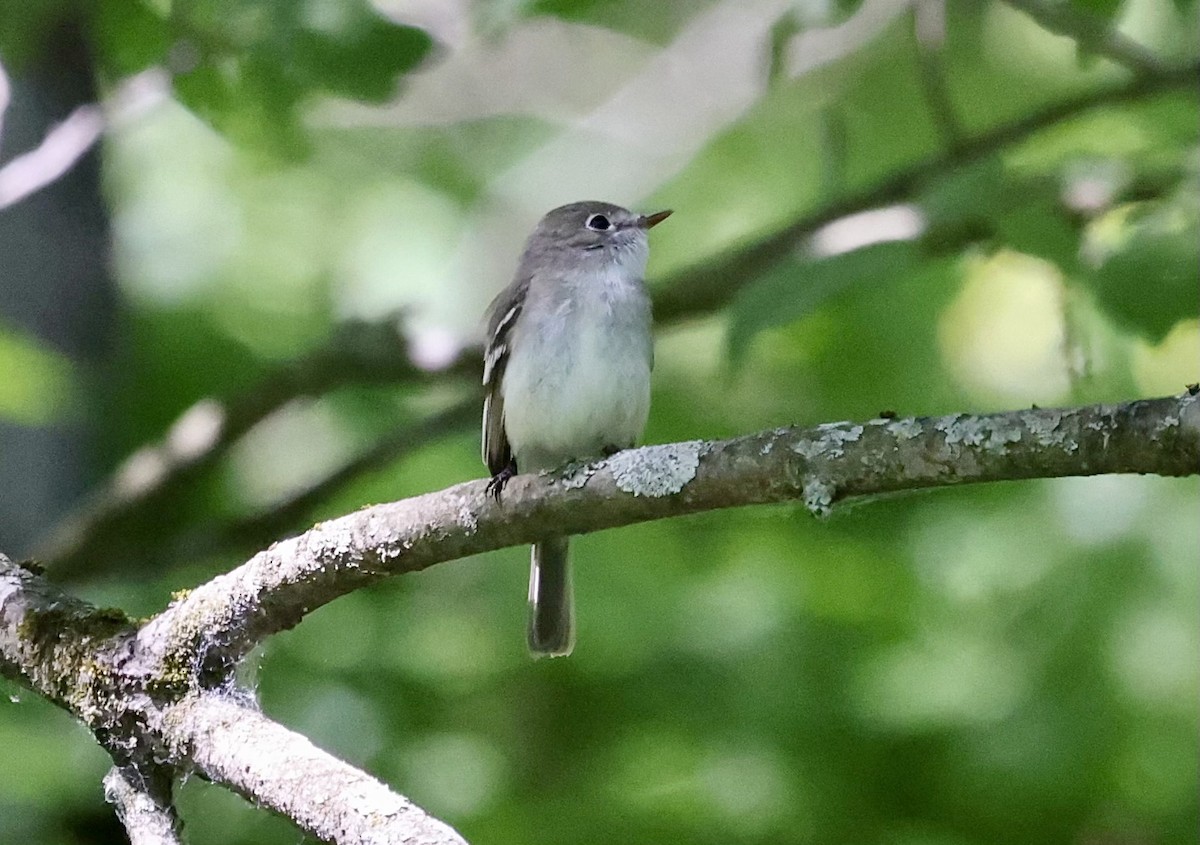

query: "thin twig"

left=653, top=61, right=1197, bottom=322
left=0, top=103, right=104, bottom=208
left=37, top=316, right=479, bottom=575
left=215, top=397, right=479, bottom=554
left=0, top=68, right=167, bottom=210
left=913, top=0, right=963, bottom=146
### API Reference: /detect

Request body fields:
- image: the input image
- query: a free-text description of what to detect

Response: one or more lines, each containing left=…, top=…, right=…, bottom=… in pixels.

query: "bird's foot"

left=486, top=461, right=517, bottom=501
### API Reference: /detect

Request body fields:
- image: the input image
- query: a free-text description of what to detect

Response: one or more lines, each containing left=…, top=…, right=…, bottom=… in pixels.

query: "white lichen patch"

left=885, top=417, right=923, bottom=439
left=562, top=462, right=598, bottom=490
left=760, top=427, right=794, bottom=455
left=936, top=414, right=977, bottom=445
left=803, top=478, right=835, bottom=518
left=456, top=496, right=479, bottom=533
left=792, top=439, right=824, bottom=460
left=0, top=578, right=19, bottom=607
left=1023, top=410, right=1063, bottom=443
left=306, top=530, right=331, bottom=560
left=937, top=415, right=1020, bottom=452
left=608, top=441, right=703, bottom=497
left=820, top=422, right=864, bottom=443
left=793, top=423, right=864, bottom=459
left=1180, top=392, right=1199, bottom=432
left=986, top=422, right=1023, bottom=450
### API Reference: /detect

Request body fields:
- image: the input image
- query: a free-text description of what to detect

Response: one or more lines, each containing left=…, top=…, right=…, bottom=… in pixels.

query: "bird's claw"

left=486, top=462, right=517, bottom=501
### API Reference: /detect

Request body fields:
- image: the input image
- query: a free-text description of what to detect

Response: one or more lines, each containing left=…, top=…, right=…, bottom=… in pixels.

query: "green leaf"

left=994, top=196, right=1083, bottom=273
left=94, top=0, right=172, bottom=77
left=1068, top=0, right=1126, bottom=24
left=727, top=241, right=918, bottom=364
left=1085, top=194, right=1200, bottom=341
left=0, top=325, right=75, bottom=425
left=526, top=0, right=704, bottom=43
left=92, top=0, right=433, bottom=156
left=290, top=14, right=431, bottom=103
left=0, top=0, right=70, bottom=67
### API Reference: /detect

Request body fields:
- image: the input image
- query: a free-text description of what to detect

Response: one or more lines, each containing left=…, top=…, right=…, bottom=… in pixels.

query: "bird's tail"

left=528, top=537, right=574, bottom=657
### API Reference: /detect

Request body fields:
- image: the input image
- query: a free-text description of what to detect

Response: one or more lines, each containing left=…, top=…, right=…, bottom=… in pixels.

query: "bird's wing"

left=481, top=276, right=529, bottom=475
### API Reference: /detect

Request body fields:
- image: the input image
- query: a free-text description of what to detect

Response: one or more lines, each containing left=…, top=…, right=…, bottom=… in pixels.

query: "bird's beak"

left=638, top=209, right=673, bottom=229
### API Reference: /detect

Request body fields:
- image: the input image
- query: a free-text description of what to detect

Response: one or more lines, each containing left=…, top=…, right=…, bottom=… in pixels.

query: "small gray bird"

left=482, top=200, right=672, bottom=657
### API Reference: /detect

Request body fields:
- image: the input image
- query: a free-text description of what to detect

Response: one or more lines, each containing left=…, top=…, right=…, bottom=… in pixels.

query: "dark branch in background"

left=913, top=0, right=964, bottom=146
left=37, top=315, right=479, bottom=575
left=34, top=61, right=1200, bottom=575
left=651, top=61, right=1198, bottom=322
left=4, top=393, right=1196, bottom=843
left=1002, top=0, right=1171, bottom=77
left=208, top=397, right=478, bottom=554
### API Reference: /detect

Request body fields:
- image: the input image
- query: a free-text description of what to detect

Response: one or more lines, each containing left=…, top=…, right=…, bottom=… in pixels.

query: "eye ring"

left=585, top=213, right=612, bottom=231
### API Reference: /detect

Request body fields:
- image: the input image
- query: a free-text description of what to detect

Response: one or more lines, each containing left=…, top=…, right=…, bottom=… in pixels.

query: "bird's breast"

left=501, top=270, right=652, bottom=470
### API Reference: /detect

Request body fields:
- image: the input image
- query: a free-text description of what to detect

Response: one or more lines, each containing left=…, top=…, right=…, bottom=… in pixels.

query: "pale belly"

left=502, top=300, right=651, bottom=472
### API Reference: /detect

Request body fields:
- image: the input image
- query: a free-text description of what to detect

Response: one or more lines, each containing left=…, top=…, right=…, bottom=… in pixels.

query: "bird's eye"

left=585, top=213, right=611, bottom=231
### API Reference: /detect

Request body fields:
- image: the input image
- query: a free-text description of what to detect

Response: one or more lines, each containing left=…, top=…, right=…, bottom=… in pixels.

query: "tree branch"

left=214, top=397, right=479, bottom=555
left=0, top=556, right=468, bottom=845
left=35, top=62, right=1199, bottom=576
left=0, top=65, right=167, bottom=210
left=3, top=393, right=1196, bottom=841
left=38, top=316, right=478, bottom=576
left=651, top=61, right=1198, bottom=322
left=136, top=393, right=1198, bottom=681
left=159, top=693, right=466, bottom=845
left=103, top=765, right=184, bottom=845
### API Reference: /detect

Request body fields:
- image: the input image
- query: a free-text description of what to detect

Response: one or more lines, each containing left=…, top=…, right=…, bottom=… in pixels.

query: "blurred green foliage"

left=0, top=325, right=75, bottom=424
left=1, top=0, right=1198, bottom=844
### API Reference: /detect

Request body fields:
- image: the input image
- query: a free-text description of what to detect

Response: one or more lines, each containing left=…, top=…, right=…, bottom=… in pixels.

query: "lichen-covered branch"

left=103, top=765, right=184, bottom=845
left=159, top=694, right=466, bottom=845
left=138, top=393, right=1199, bottom=682
left=0, top=556, right=468, bottom=845
left=0, top=559, right=132, bottom=718
left=2, top=393, right=1196, bottom=842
